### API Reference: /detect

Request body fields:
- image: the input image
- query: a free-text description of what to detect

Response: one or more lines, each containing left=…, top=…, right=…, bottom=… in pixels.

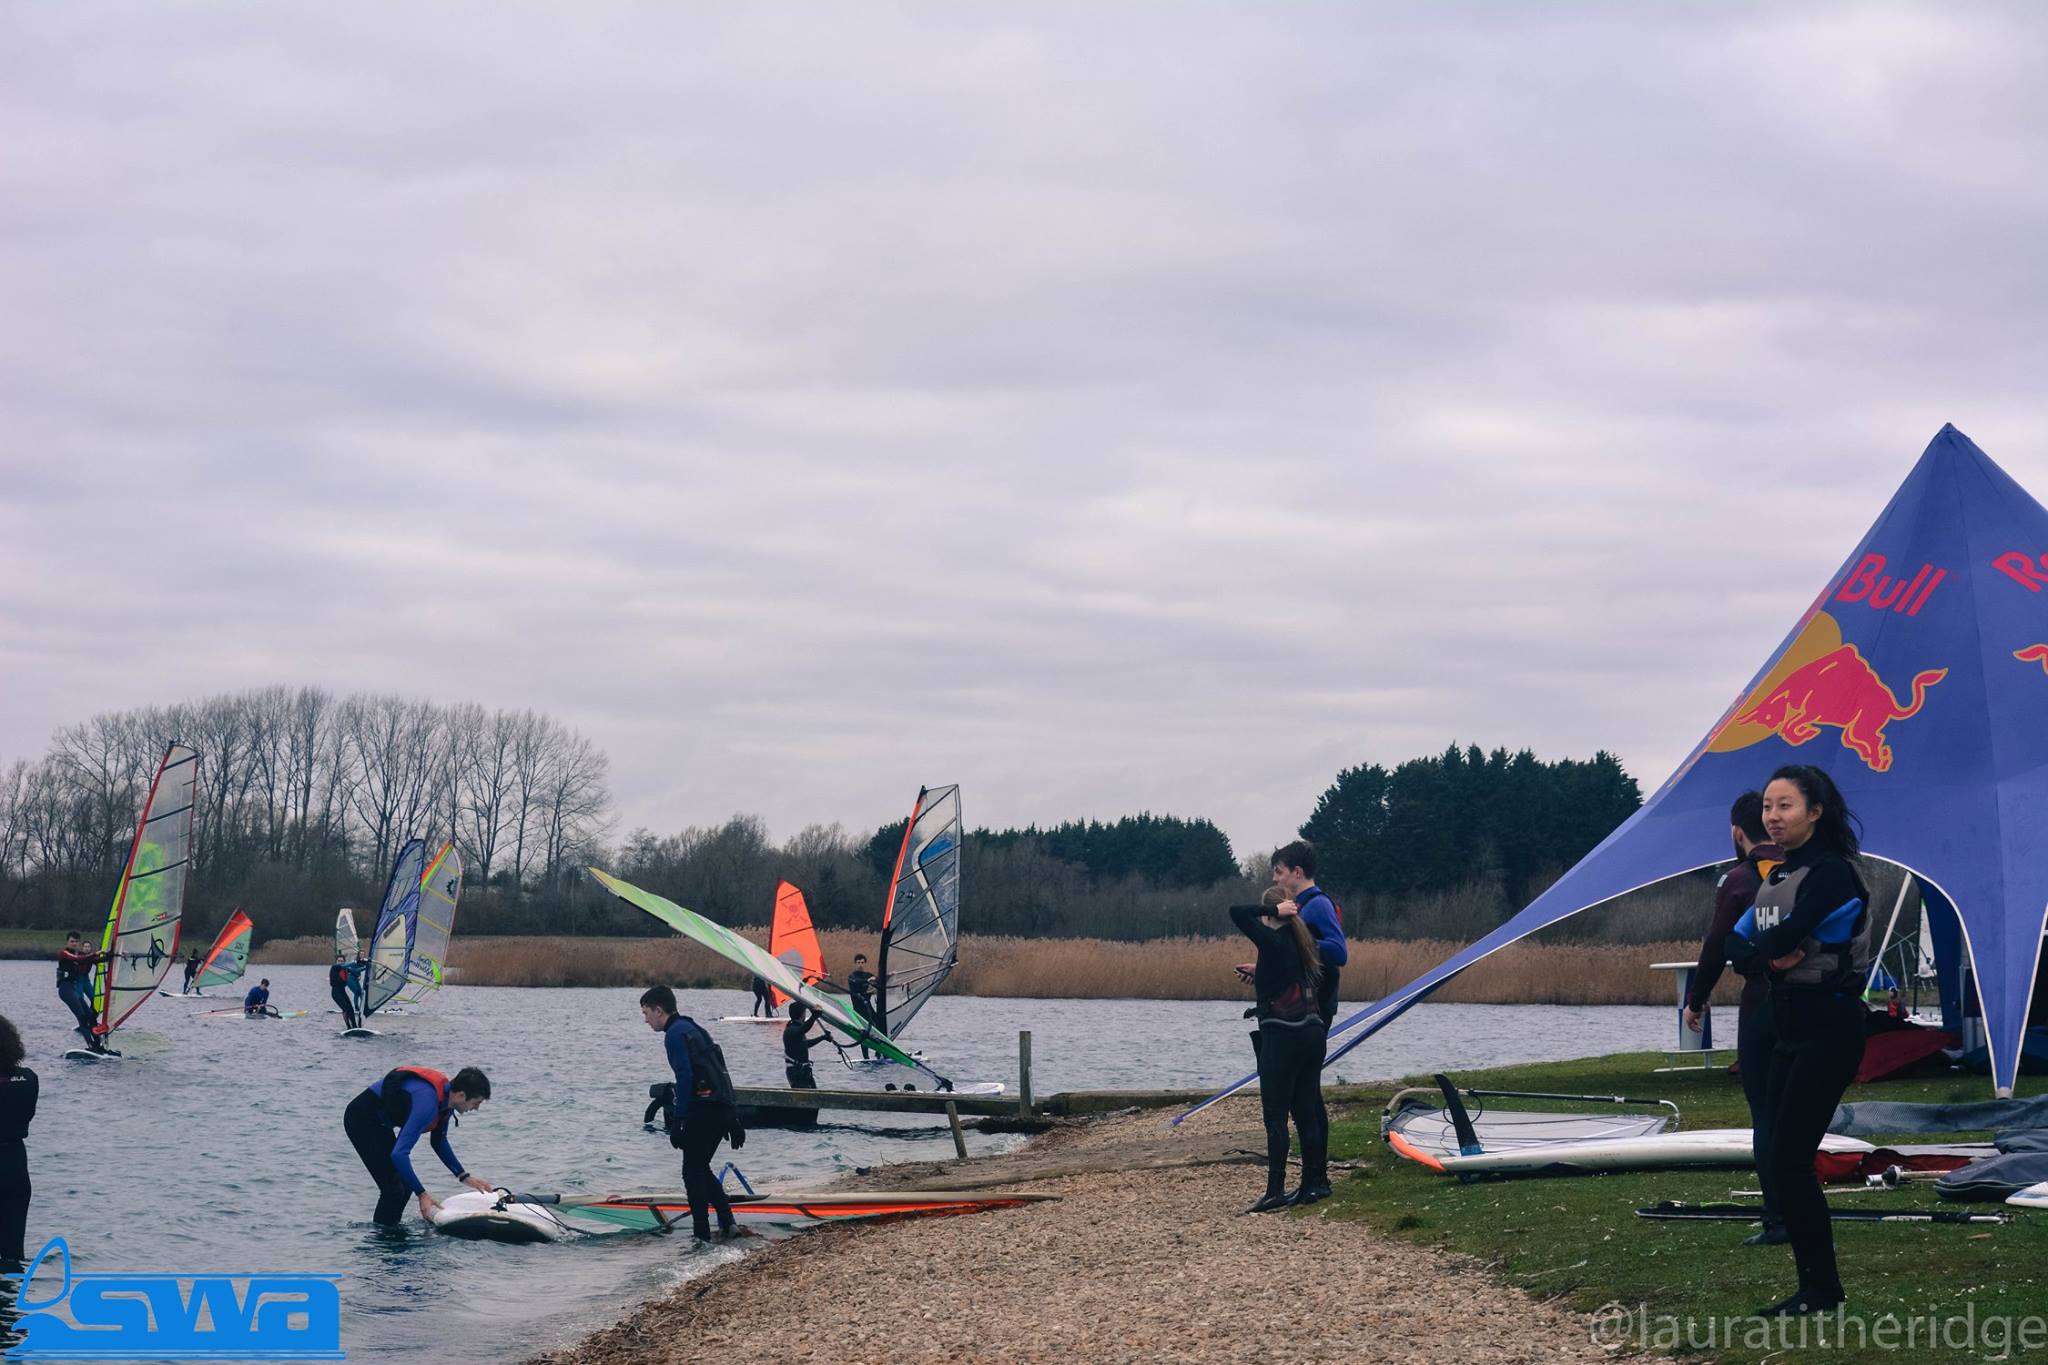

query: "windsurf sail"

left=92, top=743, right=199, bottom=1038
left=335, top=907, right=359, bottom=962
left=365, top=839, right=426, bottom=1017
left=586, top=867, right=940, bottom=1080
left=194, top=909, right=254, bottom=990
left=767, top=880, right=825, bottom=1009
left=877, top=784, right=961, bottom=1039
left=401, top=840, right=463, bottom=1002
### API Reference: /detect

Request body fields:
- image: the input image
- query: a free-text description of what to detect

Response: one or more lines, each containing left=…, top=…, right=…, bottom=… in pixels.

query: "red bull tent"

left=1183, top=424, right=2048, bottom=1117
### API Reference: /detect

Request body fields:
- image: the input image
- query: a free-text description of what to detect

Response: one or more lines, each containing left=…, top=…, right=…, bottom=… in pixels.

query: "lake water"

left=3, top=962, right=1673, bottom=1361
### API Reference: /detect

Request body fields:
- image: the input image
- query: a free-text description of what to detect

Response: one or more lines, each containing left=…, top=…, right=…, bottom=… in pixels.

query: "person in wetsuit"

left=1724, top=765, right=1872, bottom=1318
left=342, top=1065, right=493, bottom=1225
left=844, top=954, right=878, bottom=1059
left=1230, top=893, right=1327, bottom=1213
left=330, top=954, right=362, bottom=1029
left=1269, top=840, right=1344, bottom=1204
left=243, top=979, right=276, bottom=1018
left=0, top=1014, right=36, bottom=1264
left=55, top=933, right=111, bottom=1053
left=781, top=1002, right=837, bottom=1090
left=182, top=948, right=201, bottom=995
left=1684, top=791, right=1786, bottom=1245
left=352, top=946, right=371, bottom=1019
left=639, top=986, right=741, bottom=1239
left=749, top=976, right=775, bottom=1018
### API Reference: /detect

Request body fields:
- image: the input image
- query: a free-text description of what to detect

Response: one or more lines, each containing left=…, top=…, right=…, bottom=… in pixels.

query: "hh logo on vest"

left=3, top=1236, right=344, bottom=1360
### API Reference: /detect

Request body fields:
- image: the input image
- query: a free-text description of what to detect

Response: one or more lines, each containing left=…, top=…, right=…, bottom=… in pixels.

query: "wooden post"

left=945, top=1101, right=967, bottom=1160
left=1018, top=1030, right=1034, bottom=1117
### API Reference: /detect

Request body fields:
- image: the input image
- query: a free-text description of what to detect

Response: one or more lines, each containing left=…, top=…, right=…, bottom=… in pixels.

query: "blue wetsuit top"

left=1293, top=886, right=1348, bottom=967
left=663, top=1015, right=703, bottom=1123
left=243, top=985, right=270, bottom=1012
left=366, top=1074, right=464, bottom=1194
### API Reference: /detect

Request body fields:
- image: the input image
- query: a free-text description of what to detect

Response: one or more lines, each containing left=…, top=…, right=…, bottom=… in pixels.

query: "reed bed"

left=256, top=931, right=1733, bottom=1006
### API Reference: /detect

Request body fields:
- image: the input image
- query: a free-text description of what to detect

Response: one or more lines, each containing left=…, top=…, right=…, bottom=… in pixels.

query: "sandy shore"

left=531, top=1100, right=1606, bottom=1364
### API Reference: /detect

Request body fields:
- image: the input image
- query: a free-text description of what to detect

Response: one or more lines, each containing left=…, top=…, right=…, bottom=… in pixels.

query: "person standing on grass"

left=1230, top=893, right=1325, bottom=1212
left=639, top=986, right=741, bottom=1240
left=1269, top=840, right=1344, bottom=1203
left=1685, top=791, right=1786, bottom=1245
left=1724, top=765, right=1871, bottom=1319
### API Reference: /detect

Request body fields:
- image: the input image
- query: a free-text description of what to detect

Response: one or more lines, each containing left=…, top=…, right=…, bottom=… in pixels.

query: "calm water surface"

left=3, top=961, right=1670, bottom=1361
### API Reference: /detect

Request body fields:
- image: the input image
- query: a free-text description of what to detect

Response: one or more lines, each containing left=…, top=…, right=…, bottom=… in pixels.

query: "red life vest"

left=379, top=1067, right=451, bottom=1131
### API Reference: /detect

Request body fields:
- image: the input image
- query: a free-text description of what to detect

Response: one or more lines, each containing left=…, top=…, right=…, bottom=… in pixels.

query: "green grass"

left=0, top=929, right=71, bottom=959
left=1317, top=1053, right=2046, bottom=1363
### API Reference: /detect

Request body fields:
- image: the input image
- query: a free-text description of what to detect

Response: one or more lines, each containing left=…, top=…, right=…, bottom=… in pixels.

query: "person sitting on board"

left=749, top=975, right=776, bottom=1018
left=55, top=932, right=113, bottom=1053
left=182, top=947, right=201, bottom=995
left=1268, top=840, right=1344, bottom=1203
left=0, top=1014, right=37, bottom=1265
left=1683, top=790, right=1787, bottom=1246
left=844, top=954, right=879, bottom=1059
left=242, top=978, right=277, bottom=1018
left=330, top=953, right=362, bottom=1030
left=342, top=1065, right=494, bottom=1226
left=1229, top=890, right=1327, bottom=1213
left=639, top=986, right=742, bottom=1239
left=1723, top=764, right=1872, bottom=1319
left=781, top=1002, right=838, bottom=1090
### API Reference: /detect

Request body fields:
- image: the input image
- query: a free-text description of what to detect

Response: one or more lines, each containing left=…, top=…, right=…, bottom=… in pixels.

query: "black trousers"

left=1736, top=999, right=1782, bottom=1232
left=0, top=1142, right=28, bottom=1263
left=786, top=1062, right=816, bottom=1090
left=1761, top=993, right=1866, bottom=1297
left=680, top=1108, right=736, bottom=1238
left=1255, top=1020, right=1329, bottom=1198
left=344, top=1089, right=413, bottom=1226
left=331, top=985, right=360, bottom=1030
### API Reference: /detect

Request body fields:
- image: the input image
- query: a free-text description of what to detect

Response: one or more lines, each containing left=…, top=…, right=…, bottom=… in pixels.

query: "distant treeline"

left=4, top=685, right=1715, bottom=947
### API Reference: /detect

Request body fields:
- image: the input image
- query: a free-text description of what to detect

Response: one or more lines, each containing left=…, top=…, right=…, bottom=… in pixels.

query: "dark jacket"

left=1689, top=842, right=1784, bottom=1011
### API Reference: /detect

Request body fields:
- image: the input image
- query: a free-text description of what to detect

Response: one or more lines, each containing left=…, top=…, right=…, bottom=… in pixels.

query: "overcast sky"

left=5, top=3, right=2048, bottom=855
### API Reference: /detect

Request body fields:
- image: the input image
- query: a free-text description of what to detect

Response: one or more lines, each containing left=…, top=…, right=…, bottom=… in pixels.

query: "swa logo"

left=2, top=1237, right=343, bottom=1360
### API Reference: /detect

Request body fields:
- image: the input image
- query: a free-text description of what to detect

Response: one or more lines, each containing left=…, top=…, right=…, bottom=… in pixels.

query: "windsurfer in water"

left=55, top=932, right=112, bottom=1053
left=781, top=1002, right=838, bottom=1090
left=330, top=953, right=363, bottom=1029
left=749, top=975, right=775, bottom=1018
left=242, top=978, right=277, bottom=1018
left=342, top=1065, right=493, bottom=1225
left=640, top=986, right=742, bottom=1240
left=182, top=947, right=201, bottom=995
left=844, top=954, right=878, bottom=1059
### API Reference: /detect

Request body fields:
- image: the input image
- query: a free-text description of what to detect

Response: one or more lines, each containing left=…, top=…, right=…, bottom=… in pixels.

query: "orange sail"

left=767, top=880, right=826, bottom=1008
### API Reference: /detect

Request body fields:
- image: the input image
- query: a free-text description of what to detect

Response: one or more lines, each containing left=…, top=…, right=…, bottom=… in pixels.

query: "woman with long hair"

left=1727, top=764, right=1871, bottom=1316
left=1230, top=887, right=1326, bottom=1213
left=0, top=1013, right=37, bottom=1264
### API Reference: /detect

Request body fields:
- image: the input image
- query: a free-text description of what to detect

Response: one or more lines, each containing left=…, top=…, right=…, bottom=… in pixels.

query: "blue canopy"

left=1184, top=425, right=2048, bottom=1118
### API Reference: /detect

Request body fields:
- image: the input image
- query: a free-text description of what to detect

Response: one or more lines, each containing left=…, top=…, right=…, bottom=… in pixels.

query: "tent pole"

left=1865, top=875, right=1913, bottom=995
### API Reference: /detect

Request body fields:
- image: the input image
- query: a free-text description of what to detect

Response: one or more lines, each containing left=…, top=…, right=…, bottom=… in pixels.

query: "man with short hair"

left=1270, top=839, right=1346, bottom=1205
left=55, top=932, right=111, bottom=1052
left=243, top=978, right=276, bottom=1018
left=844, top=954, right=879, bottom=1059
left=1686, top=790, right=1786, bottom=1245
left=342, top=1065, right=494, bottom=1225
left=640, top=986, right=741, bottom=1239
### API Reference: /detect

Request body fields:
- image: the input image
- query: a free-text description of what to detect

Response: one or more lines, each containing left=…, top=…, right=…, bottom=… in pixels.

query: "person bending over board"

left=0, top=1014, right=36, bottom=1264
left=182, top=948, right=201, bottom=995
left=242, top=978, right=278, bottom=1018
left=1229, top=893, right=1327, bottom=1213
left=55, top=933, right=112, bottom=1053
left=1268, top=841, right=1344, bottom=1202
left=844, top=954, right=879, bottom=1059
left=639, top=987, right=742, bottom=1239
left=782, top=1002, right=837, bottom=1090
left=1683, top=790, right=1786, bottom=1245
left=1723, top=765, right=1871, bottom=1318
left=749, top=975, right=775, bottom=1018
left=330, top=953, right=361, bottom=1029
left=342, top=1065, right=494, bottom=1226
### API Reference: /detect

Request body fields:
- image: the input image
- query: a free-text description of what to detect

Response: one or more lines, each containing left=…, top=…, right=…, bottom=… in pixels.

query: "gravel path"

left=533, top=1101, right=1607, bottom=1364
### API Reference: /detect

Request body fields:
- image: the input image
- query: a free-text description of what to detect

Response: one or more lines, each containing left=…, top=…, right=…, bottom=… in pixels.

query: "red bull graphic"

left=1708, top=612, right=1945, bottom=773
left=1834, top=553, right=1946, bottom=616
left=2016, top=644, right=2048, bottom=674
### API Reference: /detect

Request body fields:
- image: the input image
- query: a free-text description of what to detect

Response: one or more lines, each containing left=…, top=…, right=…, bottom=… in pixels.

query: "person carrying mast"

left=1230, top=892, right=1327, bottom=1213
left=639, top=986, right=742, bottom=1240
left=1684, top=791, right=1786, bottom=1244
left=182, top=947, right=201, bottom=995
left=55, top=932, right=112, bottom=1054
left=330, top=953, right=363, bottom=1029
left=342, top=1064, right=494, bottom=1225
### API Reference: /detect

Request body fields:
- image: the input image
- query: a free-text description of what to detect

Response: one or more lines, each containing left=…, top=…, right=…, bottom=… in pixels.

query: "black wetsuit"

left=1727, top=842, right=1869, bottom=1306
left=0, top=1065, right=37, bottom=1263
left=329, top=962, right=360, bottom=1030
left=182, top=956, right=200, bottom=993
left=782, top=1018, right=833, bottom=1089
left=1230, top=905, right=1329, bottom=1201
left=845, top=969, right=878, bottom=1058
left=750, top=977, right=774, bottom=1018
left=1693, top=842, right=1785, bottom=1235
left=663, top=1016, right=739, bottom=1238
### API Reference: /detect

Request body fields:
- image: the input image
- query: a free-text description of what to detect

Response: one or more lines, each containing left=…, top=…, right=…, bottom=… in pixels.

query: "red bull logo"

left=2017, top=644, right=2048, bottom=674
left=1707, top=612, right=1945, bottom=773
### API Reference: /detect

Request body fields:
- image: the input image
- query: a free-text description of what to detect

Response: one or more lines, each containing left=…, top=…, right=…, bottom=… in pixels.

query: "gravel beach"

left=532, top=1100, right=1607, bottom=1364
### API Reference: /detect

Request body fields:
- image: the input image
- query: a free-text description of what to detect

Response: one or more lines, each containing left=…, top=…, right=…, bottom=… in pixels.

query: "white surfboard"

left=340, top=1027, right=382, bottom=1039
left=716, top=1016, right=787, bottom=1024
left=429, top=1190, right=566, bottom=1243
left=61, top=1047, right=120, bottom=1063
left=1390, top=1125, right=1881, bottom=1177
left=2007, top=1181, right=2048, bottom=1209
